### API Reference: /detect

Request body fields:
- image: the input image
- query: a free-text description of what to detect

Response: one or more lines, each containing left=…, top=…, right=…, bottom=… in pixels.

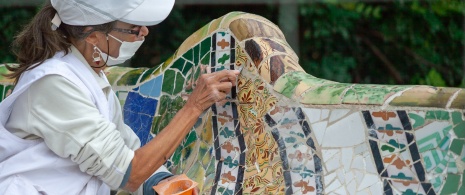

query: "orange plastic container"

left=152, top=174, right=198, bottom=195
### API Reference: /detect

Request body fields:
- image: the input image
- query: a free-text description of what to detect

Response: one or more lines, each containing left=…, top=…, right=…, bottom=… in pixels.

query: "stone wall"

left=1, top=12, right=464, bottom=194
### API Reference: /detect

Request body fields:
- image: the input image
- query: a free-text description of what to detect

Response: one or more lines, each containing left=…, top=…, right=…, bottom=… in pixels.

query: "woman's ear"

left=84, top=27, right=101, bottom=46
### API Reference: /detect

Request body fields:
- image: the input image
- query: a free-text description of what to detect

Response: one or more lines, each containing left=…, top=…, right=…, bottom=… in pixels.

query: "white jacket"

left=0, top=50, right=131, bottom=194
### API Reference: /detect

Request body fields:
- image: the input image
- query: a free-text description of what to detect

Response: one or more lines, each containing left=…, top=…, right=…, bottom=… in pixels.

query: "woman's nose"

left=139, top=26, right=149, bottom=37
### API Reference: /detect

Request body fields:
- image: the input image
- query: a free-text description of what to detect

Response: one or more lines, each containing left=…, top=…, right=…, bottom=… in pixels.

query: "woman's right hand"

left=185, top=69, right=240, bottom=116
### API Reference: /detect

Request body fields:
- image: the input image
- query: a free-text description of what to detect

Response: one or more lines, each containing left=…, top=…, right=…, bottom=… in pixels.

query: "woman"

left=0, top=0, right=239, bottom=194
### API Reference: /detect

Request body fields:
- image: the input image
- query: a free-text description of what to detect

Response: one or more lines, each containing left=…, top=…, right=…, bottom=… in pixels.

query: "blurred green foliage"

left=300, top=0, right=464, bottom=87
left=0, top=0, right=463, bottom=87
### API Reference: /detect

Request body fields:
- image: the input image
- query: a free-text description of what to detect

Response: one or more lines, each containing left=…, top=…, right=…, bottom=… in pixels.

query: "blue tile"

left=139, top=75, right=163, bottom=98
left=123, top=92, right=158, bottom=145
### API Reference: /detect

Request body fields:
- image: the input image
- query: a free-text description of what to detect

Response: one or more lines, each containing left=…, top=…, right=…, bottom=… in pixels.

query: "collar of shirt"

left=69, top=46, right=111, bottom=96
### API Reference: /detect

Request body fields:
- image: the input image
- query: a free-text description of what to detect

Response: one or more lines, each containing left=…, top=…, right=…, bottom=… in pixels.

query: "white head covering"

left=50, top=0, right=175, bottom=26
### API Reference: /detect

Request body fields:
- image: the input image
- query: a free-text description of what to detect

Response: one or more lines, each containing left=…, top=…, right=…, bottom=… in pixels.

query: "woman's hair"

left=5, top=1, right=116, bottom=84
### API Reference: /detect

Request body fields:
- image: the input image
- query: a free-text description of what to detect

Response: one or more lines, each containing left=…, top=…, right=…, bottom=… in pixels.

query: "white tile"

left=344, top=171, right=355, bottom=184
left=322, top=149, right=339, bottom=162
left=355, top=189, right=370, bottom=195
left=311, top=121, right=328, bottom=145
left=302, top=108, right=321, bottom=123
left=354, top=170, right=364, bottom=186
left=325, top=177, right=343, bottom=193
left=322, top=113, right=366, bottom=147
left=368, top=181, right=384, bottom=195
left=364, top=154, right=378, bottom=174
left=357, top=173, right=381, bottom=191
left=326, top=152, right=341, bottom=172
left=341, top=148, right=354, bottom=171
left=334, top=186, right=347, bottom=195
left=347, top=179, right=357, bottom=195
left=329, top=109, right=351, bottom=123
left=337, top=169, right=345, bottom=184
left=321, top=109, right=330, bottom=120
left=324, top=172, right=337, bottom=186
left=215, top=32, right=231, bottom=51
left=351, top=155, right=364, bottom=170
left=354, top=143, right=369, bottom=155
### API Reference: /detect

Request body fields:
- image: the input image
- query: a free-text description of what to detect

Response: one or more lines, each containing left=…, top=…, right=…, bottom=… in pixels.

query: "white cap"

left=50, top=0, right=175, bottom=26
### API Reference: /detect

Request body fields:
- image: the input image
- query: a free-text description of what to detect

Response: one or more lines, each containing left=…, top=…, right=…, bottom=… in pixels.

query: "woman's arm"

left=124, top=70, right=240, bottom=191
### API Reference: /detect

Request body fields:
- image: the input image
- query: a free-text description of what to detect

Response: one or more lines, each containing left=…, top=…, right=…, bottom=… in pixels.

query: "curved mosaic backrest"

left=1, top=12, right=464, bottom=194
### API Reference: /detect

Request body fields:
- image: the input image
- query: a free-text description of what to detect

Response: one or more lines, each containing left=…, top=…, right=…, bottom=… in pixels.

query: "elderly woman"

left=0, top=0, right=239, bottom=194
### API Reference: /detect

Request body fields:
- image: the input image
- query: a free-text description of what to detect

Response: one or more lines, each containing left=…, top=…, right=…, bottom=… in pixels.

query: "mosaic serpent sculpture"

left=1, top=12, right=464, bottom=194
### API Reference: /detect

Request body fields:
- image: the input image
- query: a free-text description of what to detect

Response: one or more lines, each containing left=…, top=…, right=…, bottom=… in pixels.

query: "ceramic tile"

left=321, top=112, right=366, bottom=147
left=139, top=75, right=163, bottom=98
left=0, top=12, right=463, bottom=195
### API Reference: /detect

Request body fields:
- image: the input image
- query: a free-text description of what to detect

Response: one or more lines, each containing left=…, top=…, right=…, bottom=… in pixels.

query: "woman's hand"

left=185, top=70, right=240, bottom=116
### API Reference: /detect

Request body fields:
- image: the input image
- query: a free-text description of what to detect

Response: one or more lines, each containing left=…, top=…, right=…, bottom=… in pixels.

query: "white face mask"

left=95, top=34, right=144, bottom=66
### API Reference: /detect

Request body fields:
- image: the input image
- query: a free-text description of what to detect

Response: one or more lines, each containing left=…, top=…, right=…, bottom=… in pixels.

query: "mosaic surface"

left=1, top=12, right=464, bottom=194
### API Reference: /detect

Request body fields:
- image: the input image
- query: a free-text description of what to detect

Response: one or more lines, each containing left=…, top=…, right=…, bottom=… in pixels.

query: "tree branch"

left=359, top=36, right=404, bottom=84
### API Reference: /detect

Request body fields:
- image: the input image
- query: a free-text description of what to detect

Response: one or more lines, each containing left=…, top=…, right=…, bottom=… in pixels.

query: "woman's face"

left=98, top=21, right=149, bottom=58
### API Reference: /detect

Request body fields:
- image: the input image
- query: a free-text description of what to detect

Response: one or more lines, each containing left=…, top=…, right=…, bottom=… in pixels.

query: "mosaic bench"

left=1, top=12, right=464, bottom=195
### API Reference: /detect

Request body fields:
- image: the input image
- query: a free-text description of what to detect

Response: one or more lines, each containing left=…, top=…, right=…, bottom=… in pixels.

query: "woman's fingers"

left=186, top=70, right=240, bottom=114
left=215, top=70, right=240, bottom=86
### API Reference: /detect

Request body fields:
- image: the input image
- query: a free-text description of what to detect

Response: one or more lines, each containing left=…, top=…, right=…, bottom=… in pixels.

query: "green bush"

left=1, top=1, right=463, bottom=87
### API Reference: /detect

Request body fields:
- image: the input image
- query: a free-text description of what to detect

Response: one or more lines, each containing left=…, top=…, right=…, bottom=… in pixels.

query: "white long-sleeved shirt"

left=5, top=46, right=139, bottom=190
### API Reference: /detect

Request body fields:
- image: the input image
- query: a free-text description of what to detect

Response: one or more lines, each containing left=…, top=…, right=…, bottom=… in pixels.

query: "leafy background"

left=0, top=0, right=464, bottom=87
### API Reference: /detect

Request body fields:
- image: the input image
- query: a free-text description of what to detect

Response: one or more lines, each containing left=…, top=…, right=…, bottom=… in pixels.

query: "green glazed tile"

left=162, top=69, right=176, bottom=94
left=4, top=85, right=11, bottom=96
left=301, top=83, right=349, bottom=104
left=217, top=187, right=234, bottom=195
left=452, top=112, right=465, bottom=138
left=417, top=125, right=452, bottom=153
left=343, top=85, right=408, bottom=105
left=151, top=96, right=171, bottom=134
left=450, top=139, right=465, bottom=157
left=273, top=71, right=312, bottom=98
left=447, top=160, right=458, bottom=174
left=408, top=112, right=426, bottom=129
left=116, top=68, right=145, bottom=86
left=402, top=189, right=417, bottom=195
left=0, top=85, right=4, bottom=100
left=193, top=44, right=200, bottom=66
left=182, top=143, right=194, bottom=162
left=152, top=62, right=164, bottom=76
left=431, top=176, right=442, bottom=191
left=139, top=67, right=156, bottom=83
left=174, top=96, right=185, bottom=111
left=199, top=142, right=211, bottom=168
left=205, top=156, right=216, bottom=176
left=457, top=174, right=465, bottom=195
left=441, top=174, right=460, bottom=194
left=186, top=161, right=205, bottom=187
left=183, top=61, right=194, bottom=76
left=0, top=65, right=8, bottom=75
left=183, top=48, right=194, bottom=62
left=106, top=67, right=133, bottom=85
left=171, top=57, right=186, bottom=73
left=426, top=111, right=450, bottom=121
left=171, top=146, right=182, bottom=170
left=194, top=64, right=202, bottom=81
left=184, top=130, right=198, bottom=146
left=200, top=52, right=211, bottom=66
left=200, top=37, right=212, bottom=58
left=173, top=72, right=185, bottom=95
